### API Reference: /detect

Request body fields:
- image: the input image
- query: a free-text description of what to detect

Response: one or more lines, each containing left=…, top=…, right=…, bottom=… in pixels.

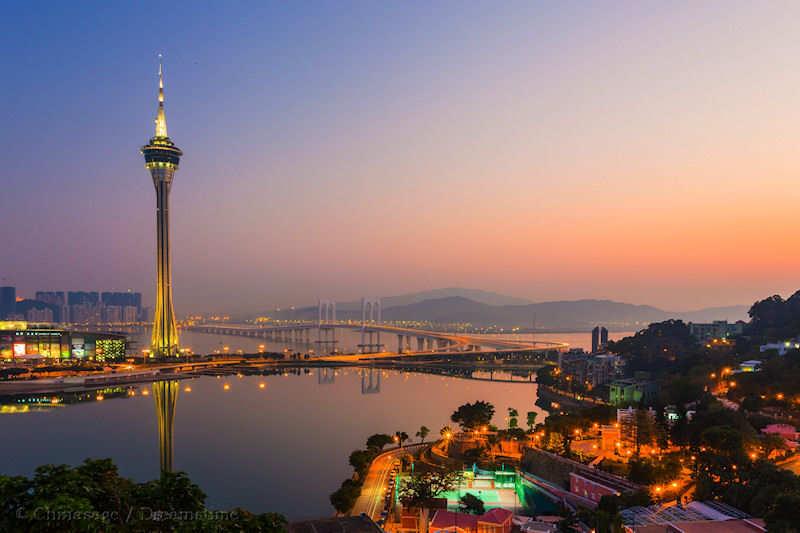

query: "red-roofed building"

left=478, top=508, right=513, bottom=533
left=429, top=510, right=478, bottom=533
left=428, top=508, right=513, bottom=533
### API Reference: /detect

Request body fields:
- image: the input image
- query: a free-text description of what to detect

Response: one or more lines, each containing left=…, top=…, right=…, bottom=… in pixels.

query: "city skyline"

left=2, top=1, right=800, bottom=313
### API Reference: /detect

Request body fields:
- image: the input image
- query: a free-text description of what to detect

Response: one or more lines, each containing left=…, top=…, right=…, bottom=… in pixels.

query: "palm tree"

left=395, top=431, right=409, bottom=448
left=508, top=407, right=519, bottom=429
left=526, top=411, right=538, bottom=432
left=416, top=426, right=430, bottom=443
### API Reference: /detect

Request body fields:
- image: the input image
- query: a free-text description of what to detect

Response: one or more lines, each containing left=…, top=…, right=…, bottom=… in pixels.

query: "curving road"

left=351, top=443, right=428, bottom=521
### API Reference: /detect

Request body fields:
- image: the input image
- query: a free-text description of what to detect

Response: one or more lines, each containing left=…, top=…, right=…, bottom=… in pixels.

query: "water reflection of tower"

left=153, top=380, right=178, bottom=473
left=360, top=367, right=381, bottom=394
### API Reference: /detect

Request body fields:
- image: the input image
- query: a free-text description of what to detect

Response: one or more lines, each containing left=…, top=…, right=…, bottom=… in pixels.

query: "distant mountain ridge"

left=267, top=288, right=748, bottom=330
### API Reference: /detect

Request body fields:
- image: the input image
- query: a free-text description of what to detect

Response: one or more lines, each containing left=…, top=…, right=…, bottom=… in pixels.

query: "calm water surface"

left=0, top=368, right=549, bottom=520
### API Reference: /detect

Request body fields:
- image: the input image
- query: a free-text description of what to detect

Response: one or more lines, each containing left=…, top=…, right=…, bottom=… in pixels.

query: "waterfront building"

left=560, top=350, right=618, bottom=389
left=141, top=60, right=182, bottom=358
left=0, top=322, right=127, bottom=362
left=103, top=305, right=122, bottom=323
left=688, top=320, right=745, bottom=343
left=591, top=326, right=609, bottom=353
left=609, top=378, right=659, bottom=406
left=123, top=305, right=139, bottom=323
left=0, top=286, right=16, bottom=319
left=25, top=307, right=54, bottom=323
left=737, top=359, right=762, bottom=373
left=617, top=407, right=656, bottom=450
left=760, top=339, right=800, bottom=356
left=35, top=291, right=68, bottom=322
left=569, top=471, right=623, bottom=503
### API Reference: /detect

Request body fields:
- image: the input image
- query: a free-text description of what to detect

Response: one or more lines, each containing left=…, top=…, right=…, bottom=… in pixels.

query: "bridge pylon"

left=358, top=297, right=384, bottom=353
left=316, top=300, right=338, bottom=355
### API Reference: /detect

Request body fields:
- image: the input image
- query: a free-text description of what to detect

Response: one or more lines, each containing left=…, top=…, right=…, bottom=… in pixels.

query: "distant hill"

left=381, top=297, right=667, bottom=330
left=326, top=288, right=533, bottom=311
left=676, top=305, right=750, bottom=323
left=267, top=290, right=749, bottom=330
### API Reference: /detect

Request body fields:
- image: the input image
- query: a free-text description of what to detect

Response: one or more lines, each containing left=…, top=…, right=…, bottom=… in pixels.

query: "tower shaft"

left=152, top=169, right=179, bottom=357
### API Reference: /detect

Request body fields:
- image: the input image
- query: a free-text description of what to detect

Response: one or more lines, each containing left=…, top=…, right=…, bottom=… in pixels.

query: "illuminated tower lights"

left=141, top=58, right=183, bottom=358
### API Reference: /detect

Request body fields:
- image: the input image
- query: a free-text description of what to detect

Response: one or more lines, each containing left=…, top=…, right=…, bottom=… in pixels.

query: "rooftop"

left=289, top=515, right=383, bottom=533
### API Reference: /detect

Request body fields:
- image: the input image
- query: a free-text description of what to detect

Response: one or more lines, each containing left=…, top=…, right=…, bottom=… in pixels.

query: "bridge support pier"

left=417, top=337, right=425, bottom=352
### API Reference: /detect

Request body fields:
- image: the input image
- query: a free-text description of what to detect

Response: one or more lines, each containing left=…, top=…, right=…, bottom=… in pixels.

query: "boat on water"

left=0, top=369, right=162, bottom=394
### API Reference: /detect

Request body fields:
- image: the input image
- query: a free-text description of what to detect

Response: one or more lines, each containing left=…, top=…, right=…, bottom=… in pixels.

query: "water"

left=0, top=368, right=550, bottom=520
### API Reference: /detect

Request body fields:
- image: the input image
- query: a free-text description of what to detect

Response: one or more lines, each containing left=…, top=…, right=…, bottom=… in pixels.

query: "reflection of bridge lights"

left=184, top=386, right=192, bottom=392
left=259, top=383, right=266, bottom=389
left=141, top=389, right=149, bottom=396
left=96, top=394, right=104, bottom=401
left=223, top=383, right=230, bottom=390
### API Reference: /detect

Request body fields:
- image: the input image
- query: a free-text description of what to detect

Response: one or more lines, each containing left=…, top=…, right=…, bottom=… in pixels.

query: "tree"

left=366, top=433, right=394, bottom=451
left=459, top=493, right=485, bottom=515
left=765, top=492, right=800, bottom=532
left=349, top=450, right=375, bottom=479
left=395, top=431, right=409, bottom=447
left=451, top=401, right=495, bottom=431
left=399, top=471, right=462, bottom=507
left=416, top=426, right=430, bottom=443
left=330, top=479, right=361, bottom=514
left=0, top=458, right=286, bottom=531
left=507, top=408, right=519, bottom=429
left=526, top=411, right=538, bottom=432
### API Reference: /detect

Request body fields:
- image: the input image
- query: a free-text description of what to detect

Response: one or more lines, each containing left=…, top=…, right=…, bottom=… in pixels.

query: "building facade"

left=0, top=322, right=127, bottom=362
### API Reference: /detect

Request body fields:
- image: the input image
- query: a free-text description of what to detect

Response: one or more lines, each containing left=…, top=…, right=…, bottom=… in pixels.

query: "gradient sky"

left=2, top=1, right=799, bottom=314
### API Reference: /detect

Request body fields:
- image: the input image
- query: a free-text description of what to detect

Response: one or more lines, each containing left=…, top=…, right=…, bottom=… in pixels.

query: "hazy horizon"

left=2, top=1, right=799, bottom=314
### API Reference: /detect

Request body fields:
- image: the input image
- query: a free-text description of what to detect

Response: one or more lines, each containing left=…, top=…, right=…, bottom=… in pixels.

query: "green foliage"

left=395, top=431, right=409, bottom=447
left=765, top=492, right=800, bottom=533
left=728, top=350, right=800, bottom=404
left=607, top=320, right=699, bottom=373
left=366, top=433, right=394, bottom=451
left=451, top=401, right=495, bottom=431
left=458, top=493, right=485, bottom=515
left=399, top=470, right=462, bottom=508
left=330, top=479, right=362, bottom=514
left=627, top=457, right=680, bottom=485
left=694, top=456, right=800, bottom=524
left=0, top=458, right=286, bottom=532
left=507, top=407, right=519, bottom=429
left=526, top=411, right=538, bottom=431
left=349, top=449, right=376, bottom=479
left=746, top=291, right=800, bottom=342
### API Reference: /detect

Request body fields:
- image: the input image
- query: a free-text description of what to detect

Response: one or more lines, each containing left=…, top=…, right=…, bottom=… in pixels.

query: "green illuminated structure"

left=141, top=59, right=183, bottom=358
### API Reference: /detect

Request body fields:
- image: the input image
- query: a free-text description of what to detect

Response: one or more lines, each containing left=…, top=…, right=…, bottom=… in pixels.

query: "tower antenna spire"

left=155, top=54, right=168, bottom=138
